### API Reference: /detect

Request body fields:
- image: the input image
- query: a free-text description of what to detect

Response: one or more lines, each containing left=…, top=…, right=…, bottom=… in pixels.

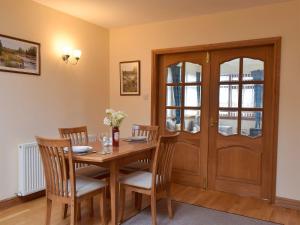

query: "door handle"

left=210, top=118, right=218, bottom=127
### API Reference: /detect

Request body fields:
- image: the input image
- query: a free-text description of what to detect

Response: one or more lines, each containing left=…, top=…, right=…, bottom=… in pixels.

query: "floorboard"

left=0, top=184, right=299, bottom=225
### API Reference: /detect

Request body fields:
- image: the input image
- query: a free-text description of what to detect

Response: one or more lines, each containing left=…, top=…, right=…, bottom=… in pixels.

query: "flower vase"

left=112, top=127, right=120, bottom=147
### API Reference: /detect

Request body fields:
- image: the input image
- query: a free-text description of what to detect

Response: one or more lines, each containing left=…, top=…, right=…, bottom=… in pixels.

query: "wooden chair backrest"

left=36, top=136, right=75, bottom=201
left=59, top=126, right=88, bottom=145
left=132, top=125, right=159, bottom=143
left=151, top=133, right=179, bottom=192
left=58, top=126, right=89, bottom=168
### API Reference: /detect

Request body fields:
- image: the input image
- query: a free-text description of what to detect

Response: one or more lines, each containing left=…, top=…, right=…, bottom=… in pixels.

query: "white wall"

left=0, top=0, right=109, bottom=200
left=109, top=0, right=300, bottom=200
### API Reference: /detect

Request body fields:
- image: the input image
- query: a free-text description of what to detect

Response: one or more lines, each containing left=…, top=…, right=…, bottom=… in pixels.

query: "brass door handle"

left=210, top=118, right=218, bottom=127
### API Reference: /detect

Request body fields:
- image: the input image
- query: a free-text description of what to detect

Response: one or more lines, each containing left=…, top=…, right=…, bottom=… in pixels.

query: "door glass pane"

left=220, top=59, right=240, bottom=82
left=219, top=85, right=239, bottom=108
left=185, top=62, right=201, bottom=83
left=184, top=85, right=201, bottom=107
left=241, top=111, right=263, bottom=137
left=166, top=86, right=182, bottom=107
left=242, top=84, right=263, bottom=108
left=167, top=63, right=182, bottom=83
left=218, top=111, right=238, bottom=136
left=166, top=109, right=181, bottom=132
left=243, top=58, right=264, bottom=81
left=184, top=110, right=201, bottom=133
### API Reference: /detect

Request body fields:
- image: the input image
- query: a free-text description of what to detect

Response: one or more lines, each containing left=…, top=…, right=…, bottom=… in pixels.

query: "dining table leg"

left=110, top=161, right=119, bottom=225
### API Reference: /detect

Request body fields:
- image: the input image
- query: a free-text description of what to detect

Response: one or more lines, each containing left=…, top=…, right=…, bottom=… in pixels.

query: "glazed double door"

left=157, top=45, right=277, bottom=200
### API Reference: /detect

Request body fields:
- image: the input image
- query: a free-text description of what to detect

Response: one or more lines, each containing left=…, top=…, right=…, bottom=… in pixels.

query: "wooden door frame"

left=151, top=37, right=281, bottom=203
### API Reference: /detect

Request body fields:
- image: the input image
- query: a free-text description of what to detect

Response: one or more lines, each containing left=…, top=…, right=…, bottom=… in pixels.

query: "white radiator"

left=18, top=134, right=97, bottom=196
left=18, top=142, right=45, bottom=196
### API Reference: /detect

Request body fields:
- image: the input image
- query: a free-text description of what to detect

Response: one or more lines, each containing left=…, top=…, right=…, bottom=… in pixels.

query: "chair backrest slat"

left=59, top=126, right=88, bottom=146
left=59, top=126, right=89, bottom=168
left=132, top=125, right=159, bottom=143
left=151, top=133, right=179, bottom=192
left=36, top=136, right=75, bottom=201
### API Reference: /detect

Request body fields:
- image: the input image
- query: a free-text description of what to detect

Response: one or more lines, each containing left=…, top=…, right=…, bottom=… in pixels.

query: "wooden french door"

left=158, top=52, right=210, bottom=187
left=154, top=38, right=279, bottom=200
left=208, top=46, right=276, bottom=200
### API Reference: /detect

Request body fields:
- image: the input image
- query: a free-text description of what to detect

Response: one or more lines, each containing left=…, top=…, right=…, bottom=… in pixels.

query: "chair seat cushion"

left=119, top=171, right=152, bottom=189
left=124, top=161, right=151, bottom=170
left=76, top=165, right=109, bottom=178
left=68, top=176, right=106, bottom=197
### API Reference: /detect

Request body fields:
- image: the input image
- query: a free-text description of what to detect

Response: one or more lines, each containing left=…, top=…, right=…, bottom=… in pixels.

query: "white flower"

left=103, top=117, right=112, bottom=126
left=103, top=109, right=127, bottom=128
left=106, top=109, right=115, bottom=114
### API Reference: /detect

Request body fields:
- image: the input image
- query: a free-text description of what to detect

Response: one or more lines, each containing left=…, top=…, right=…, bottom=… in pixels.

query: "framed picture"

left=120, top=60, right=140, bottom=96
left=0, top=34, right=41, bottom=75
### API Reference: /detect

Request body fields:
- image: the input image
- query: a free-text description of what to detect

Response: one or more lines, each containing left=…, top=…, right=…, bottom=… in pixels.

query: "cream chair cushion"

left=68, top=176, right=106, bottom=197
left=119, top=171, right=152, bottom=189
left=76, top=165, right=109, bottom=178
left=122, top=161, right=151, bottom=172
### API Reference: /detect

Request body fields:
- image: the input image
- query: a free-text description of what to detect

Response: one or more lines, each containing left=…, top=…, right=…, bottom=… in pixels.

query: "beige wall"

left=0, top=0, right=109, bottom=200
left=110, top=0, right=300, bottom=200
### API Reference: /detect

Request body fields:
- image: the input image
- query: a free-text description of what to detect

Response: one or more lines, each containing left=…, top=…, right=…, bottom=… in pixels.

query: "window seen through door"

left=166, top=62, right=202, bottom=133
left=218, top=58, right=264, bottom=137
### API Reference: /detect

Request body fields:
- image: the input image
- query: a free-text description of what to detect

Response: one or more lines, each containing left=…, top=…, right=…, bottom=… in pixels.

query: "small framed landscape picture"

left=0, top=34, right=41, bottom=75
left=120, top=60, right=140, bottom=96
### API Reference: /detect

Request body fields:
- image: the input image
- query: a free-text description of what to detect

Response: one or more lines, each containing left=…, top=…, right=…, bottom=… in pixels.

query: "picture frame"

left=0, top=34, right=41, bottom=76
left=120, top=60, right=140, bottom=96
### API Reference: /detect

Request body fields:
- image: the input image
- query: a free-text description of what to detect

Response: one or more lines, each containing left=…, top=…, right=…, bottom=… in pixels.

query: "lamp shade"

left=73, top=49, right=82, bottom=59
left=62, top=46, right=72, bottom=56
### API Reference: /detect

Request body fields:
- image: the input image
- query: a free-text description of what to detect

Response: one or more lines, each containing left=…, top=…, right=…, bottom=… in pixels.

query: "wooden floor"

left=0, top=184, right=299, bottom=225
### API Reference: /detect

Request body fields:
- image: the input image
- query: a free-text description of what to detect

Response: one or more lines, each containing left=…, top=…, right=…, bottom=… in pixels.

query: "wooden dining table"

left=72, top=140, right=157, bottom=225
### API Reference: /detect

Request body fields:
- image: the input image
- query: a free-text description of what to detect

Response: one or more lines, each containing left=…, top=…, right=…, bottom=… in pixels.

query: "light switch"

left=143, top=94, right=149, bottom=101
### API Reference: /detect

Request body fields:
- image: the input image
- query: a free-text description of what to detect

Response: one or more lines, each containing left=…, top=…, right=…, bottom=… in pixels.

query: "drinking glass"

left=98, top=132, right=112, bottom=154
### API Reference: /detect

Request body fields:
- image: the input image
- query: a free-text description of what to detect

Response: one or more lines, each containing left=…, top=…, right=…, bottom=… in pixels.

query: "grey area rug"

left=122, top=201, right=280, bottom=225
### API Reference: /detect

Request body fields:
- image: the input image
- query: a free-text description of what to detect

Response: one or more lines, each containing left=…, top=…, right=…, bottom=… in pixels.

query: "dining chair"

left=58, top=126, right=109, bottom=219
left=119, top=133, right=179, bottom=225
left=59, top=126, right=109, bottom=178
left=121, top=125, right=159, bottom=172
left=36, top=136, right=107, bottom=225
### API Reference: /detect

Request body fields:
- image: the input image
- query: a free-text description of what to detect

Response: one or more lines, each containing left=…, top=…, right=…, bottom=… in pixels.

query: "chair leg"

left=70, top=203, right=77, bottom=225
left=134, top=193, right=143, bottom=211
left=77, top=203, right=81, bottom=220
left=63, top=204, right=68, bottom=219
left=119, top=186, right=126, bottom=223
left=167, top=196, right=173, bottom=219
left=150, top=194, right=157, bottom=225
left=89, top=198, right=94, bottom=217
left=105, top=179, right=110, bottom=198
left=46, top=198, right=52, bottom=225
left=100, top=191, right=106, bottom=225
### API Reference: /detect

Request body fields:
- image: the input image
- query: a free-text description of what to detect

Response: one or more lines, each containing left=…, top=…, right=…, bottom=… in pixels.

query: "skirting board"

left=275, top=196, right=300, bottom=210
left=1, top=192, right=300, bottom=211
left=0, top=190, right=45, bottom=211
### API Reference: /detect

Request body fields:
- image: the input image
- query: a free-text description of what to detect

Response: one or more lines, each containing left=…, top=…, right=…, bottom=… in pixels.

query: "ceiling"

left=33, top=0, right=291, bottom=28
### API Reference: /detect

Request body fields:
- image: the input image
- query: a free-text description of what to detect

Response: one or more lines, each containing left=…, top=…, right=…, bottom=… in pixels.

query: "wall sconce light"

left=62, top=47, right=81, bottom=65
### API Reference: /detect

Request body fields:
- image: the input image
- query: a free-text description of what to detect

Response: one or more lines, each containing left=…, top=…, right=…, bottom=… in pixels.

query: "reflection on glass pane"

left=218, top=111, right=238, bottom=136
left=166, top=86, right=182, bottom=107
left=219, top=85, right=239, bottom=108
left=166, top=109, right=181, bottom=132
left=243, top=58, right=264, bottom=81
left=167, top=63, right=182, bottom=83
left=241, top=111, right=263, bottom=137
left=185, top=85, right=201, bottom=107
left=184, top=110, right=201, bottom=133
left=185, top=62, right=202, bottom=83
left=242, top=84, right=263, bottom=108
left=220, top=58, right=240, bottom=82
